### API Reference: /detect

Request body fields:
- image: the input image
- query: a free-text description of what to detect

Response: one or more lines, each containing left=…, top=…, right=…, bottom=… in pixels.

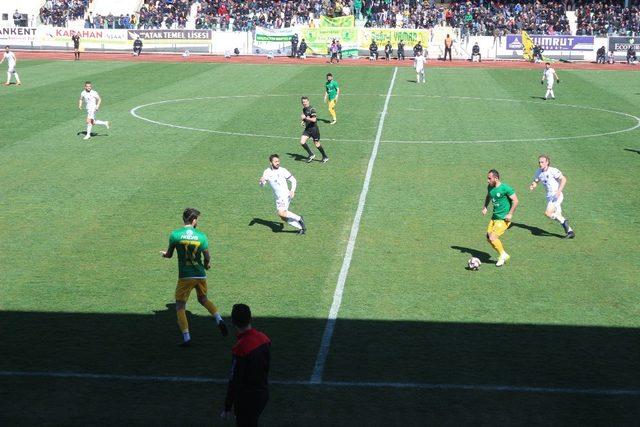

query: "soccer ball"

left=468, top=257, right=481, bottom=270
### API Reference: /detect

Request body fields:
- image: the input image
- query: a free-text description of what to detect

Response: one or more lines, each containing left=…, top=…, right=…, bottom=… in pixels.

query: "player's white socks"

left=285, top=212, right=302, bottom=230
left=95, top=120, right=107, bottom=126
left=182, top=331, right=191, bottom=342
left=5, top=72, right=10, bottom=84
left=86, top=123, right=93, bottom=136
left=214, top=313, right=223, bottom=324
left=14, top=73, right=20, bottom=84
left=286, top=218, right=302, bottom=230
left=545, top=89, right=555, bottom=99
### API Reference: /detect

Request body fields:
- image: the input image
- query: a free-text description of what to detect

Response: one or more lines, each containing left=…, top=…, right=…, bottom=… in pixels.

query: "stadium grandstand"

left=0, top=0, right=637, bottom=35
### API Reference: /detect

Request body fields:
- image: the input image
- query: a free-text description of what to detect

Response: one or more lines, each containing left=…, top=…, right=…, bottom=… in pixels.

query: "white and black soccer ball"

left=468, top=257, right=481, bottom=271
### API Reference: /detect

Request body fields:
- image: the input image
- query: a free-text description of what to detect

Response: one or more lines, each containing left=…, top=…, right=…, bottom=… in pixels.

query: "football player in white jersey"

left=78, top=81, right=110, bottom=140
left=541, top=62, right=559, bottom=100
left=414, top=51, right=427, bottom=83
left=1, top=46, right=21, bottom=86
left=529, top=154, right=575, bottom=238
left=259, top=154, right=306, bottom=235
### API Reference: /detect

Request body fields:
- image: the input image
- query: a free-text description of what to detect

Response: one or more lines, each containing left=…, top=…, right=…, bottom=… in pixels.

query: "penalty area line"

left=1, top=371, right=639, bottom=396
left=309, top=66, right=398, bottom=385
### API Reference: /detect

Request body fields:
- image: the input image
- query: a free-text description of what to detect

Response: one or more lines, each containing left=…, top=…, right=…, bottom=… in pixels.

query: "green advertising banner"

left=301, top=27, right=357, bottom=55
left=319, top=15, right=355, bottom=27
left=357, top=28, right=430, bottom=50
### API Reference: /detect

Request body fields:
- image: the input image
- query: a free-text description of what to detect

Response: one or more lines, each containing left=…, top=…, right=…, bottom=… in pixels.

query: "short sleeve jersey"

left=263, top=166, right=292, bottom=200
left=488, top=183, right=515, bottom=220
left=533, top=166, right=563, bottom=197
left=302, top=106, right=318, bottom=131
left=168, top=226, right=209, bottom=278
left=81, top=90, right=100, bottom=110
left=325, top=80, right=339, bottom=101
left=414, top=54, right=426, bottom=70
left=543, top=68, right=555, bottom=82
left=3, top=52, right=16, bottom=68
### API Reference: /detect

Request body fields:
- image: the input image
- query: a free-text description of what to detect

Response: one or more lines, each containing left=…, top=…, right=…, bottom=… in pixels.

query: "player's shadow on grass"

left=286, top=152, right=310, bottom=162
left=529, top=96, right=547, bottom=100
left=77, top=131, right=107, bottom=137
left=511, top=222, right=564, bottom=238
left=248, top=217, right=297, bottom=233
left=624, top=148, right=640, bottom=155
left=450, top=245, right=493, bottom=264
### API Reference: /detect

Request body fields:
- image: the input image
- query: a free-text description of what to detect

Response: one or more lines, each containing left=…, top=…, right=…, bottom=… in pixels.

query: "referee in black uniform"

left=72, top=33, right=80, bottom=60
left=299, top=96, right=328, bottom=163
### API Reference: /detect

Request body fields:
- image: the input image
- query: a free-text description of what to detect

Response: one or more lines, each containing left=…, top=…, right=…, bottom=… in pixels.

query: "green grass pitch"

left=1, top=59, right=639, bottom=425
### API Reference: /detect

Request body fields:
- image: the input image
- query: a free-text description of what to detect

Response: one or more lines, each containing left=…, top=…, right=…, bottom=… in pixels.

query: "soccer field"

left=1, top=59, right=639, bottom=425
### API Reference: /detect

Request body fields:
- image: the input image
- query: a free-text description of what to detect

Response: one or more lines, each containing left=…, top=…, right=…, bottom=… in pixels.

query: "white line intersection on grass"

left=310, top=66, right=398, bottom=384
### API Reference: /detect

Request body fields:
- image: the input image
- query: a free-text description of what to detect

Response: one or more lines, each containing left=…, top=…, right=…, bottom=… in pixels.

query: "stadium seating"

left=90, top=0, right=142, bottom=17
left=0, top=0, right=44, bottom=27
left=39, top=0, right=90, bottom=27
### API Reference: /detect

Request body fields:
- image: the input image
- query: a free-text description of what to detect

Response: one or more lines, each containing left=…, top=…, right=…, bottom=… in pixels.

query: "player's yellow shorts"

left=486, top=219, right=511, bottom=237
left=175, top=278, right=208, bottom=302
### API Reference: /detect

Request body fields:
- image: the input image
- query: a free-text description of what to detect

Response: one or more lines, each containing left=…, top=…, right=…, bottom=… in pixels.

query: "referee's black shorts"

left=303, top=127, right=320, bottom=142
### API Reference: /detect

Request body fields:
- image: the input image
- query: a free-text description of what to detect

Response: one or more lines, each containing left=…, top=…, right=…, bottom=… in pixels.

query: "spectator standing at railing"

left=413, top=40, right=423, bottom=58
left=397, top=40, right=405, bottom=60
left=384, top=40, right=392, bottom=61
left=596, top=46, right=606, bottom=64
left=72, top=33, right=80, bottom=61
left=291, top=33, right=299, bottom=58
left=443, top=34, right=452, bottom=61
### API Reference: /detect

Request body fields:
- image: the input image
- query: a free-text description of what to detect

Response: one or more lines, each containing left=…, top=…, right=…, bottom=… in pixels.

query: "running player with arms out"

left=324, top=73, right=340, bottom=124
left=529, top=154, right=575, bottom=238
left=299, top=96, right=329, bottom=163
left=259, top=154, right=307, bottom=235
left=1, top=46, right=21, bottom=86
left=482, top=169, right=519, bottom=267
left=161, top=208, right=228, bottom=347
left=78, top=81, right=110, bottom=140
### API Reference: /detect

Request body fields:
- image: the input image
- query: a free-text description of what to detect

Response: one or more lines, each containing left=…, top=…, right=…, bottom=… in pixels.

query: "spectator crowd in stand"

left=84, top=13, right=137, bottom=29
left=36, top=0, right=640, bottom=38
left=575, top=1, right=640, bottom=36
left=39, top=0, right=89, bottom=27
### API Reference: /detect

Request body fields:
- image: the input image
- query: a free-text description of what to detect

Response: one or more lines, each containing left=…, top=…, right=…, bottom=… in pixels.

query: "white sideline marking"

left=130, top=94, right=640, bottom=145
left=309, top=67, right=398, bottom=384
left=2, top=371, right=639, bottom=396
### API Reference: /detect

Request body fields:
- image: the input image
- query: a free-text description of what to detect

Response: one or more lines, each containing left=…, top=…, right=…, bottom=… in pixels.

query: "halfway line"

left=310, top=67, right=398, bottom=384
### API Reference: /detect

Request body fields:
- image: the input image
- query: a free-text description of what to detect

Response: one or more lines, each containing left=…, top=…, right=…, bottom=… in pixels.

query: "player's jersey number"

left=179, top=240, right=201, bottom=266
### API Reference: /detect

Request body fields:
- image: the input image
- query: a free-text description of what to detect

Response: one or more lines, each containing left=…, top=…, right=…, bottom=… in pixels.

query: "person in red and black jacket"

left=221, top=304, right=271, bottom=427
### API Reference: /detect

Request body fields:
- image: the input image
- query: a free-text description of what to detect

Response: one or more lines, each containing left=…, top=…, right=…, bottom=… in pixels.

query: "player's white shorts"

left=8, top=66, right=16, bottom=74
left=415, top=67, right=424, bottom=74
left=546, top=81, right=554, bottom=90
left=275, top=196, right=290, bottom=212
left=546, top=193, right=563, bottom=213
left=86, top=108, right=96, bottom=120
